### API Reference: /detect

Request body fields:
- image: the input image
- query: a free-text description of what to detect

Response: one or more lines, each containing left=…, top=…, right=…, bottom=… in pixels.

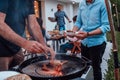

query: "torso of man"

left=55, top=11, right=65, bottom=26
left=0, top=0, right=34, bottom=56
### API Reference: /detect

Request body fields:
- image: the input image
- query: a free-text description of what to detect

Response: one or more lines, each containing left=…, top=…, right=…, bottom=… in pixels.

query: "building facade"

left=34, top=0, right=81, bottom=31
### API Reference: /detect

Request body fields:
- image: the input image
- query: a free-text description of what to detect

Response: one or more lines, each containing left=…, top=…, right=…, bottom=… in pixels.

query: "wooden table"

left=47, top=31, right=65, bottom=53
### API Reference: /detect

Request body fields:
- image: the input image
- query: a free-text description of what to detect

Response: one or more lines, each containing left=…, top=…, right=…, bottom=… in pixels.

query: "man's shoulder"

left=55, top=11, right=64, bottom=14
left=96, top=0, right=105, bottom=4
left=97, top=0, right=108, bottom=8
left=60, top=11, right=66, bottom=14
left=61, top=11, right=65, bottom=13
left=93, top=0, right=106, bottom=8
left=54, top=11, right=58, bottom=14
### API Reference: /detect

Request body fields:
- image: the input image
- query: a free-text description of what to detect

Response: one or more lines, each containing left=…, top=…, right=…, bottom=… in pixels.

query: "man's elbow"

left=100, top=25, right=110, bottom=34
left=0, top=17, right=5, bottom=25
left=0, top=19, right=5, bottom=29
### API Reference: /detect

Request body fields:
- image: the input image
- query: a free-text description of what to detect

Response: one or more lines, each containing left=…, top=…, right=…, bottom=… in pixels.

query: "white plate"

left=0, top=71, right=20, bottom=80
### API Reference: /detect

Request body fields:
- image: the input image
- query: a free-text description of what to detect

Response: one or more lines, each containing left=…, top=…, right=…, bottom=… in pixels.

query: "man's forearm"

left=67, top=17, right=70, bottom=21
left=88, top=28, right=102, bottom=36
left=72, top=26, right=79, bottom=32
left=0, top=22, right=27, bottom=47
left=28, top=15, right=46, bottom=46
left=30, top=23, right=46, bottom=46
left=64, top=14, right=70, bottom=22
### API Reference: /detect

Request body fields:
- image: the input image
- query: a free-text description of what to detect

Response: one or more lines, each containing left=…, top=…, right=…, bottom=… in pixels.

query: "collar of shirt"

left=86, top=0, right=95, bottom=4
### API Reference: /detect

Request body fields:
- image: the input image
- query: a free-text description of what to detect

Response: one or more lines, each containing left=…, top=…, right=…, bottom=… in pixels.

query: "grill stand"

left=71, top=66, right=93, bottom=80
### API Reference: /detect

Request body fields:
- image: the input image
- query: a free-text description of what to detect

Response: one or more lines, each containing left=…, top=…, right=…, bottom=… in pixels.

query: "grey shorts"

left=0, top=49, right=24, bottom=71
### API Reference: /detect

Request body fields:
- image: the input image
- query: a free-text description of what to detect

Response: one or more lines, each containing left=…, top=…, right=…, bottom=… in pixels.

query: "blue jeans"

left=58, top=25, right=66, bottom=43
left=59, top=25, right=65, bottom=31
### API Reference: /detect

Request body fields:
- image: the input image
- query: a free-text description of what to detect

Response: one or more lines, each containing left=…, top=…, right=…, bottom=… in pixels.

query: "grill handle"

left=81, top=56, right=92, bottom=66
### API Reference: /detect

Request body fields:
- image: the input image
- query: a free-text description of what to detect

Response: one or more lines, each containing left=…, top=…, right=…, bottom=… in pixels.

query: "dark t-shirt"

left=0, top=0, right=35, bottom=57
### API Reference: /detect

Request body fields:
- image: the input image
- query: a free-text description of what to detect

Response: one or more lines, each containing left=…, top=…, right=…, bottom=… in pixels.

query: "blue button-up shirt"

left=55, top=11, right=68, bottom=26
left=74, top=0, right=110, bottom=47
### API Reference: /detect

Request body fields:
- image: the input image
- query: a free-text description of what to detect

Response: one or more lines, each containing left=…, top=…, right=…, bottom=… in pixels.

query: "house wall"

left=41, top=0, right=80, bottom=31
left=44, top=0, right=59, bottom=31
left=73, top=3, right=79, bottom=16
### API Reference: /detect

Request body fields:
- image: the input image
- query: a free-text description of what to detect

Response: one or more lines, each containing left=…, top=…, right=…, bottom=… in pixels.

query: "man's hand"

left=47, top=47, right=56, bottom=60
left=23, top=40, right=56, bottom=60
left=23, top=40, right=47, bottom=53
left=75, top=31, right=88, bottom=40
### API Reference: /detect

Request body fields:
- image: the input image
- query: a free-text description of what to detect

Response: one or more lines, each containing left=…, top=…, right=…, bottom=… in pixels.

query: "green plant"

left=105, top=31, right=120, bottom=80
left=105, top=54, right=115, bottom=80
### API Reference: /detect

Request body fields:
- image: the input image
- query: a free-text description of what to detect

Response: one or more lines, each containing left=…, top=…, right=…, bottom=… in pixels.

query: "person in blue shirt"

left=54, top=4, right=71, bottom=31
left=54, top=4, right=72, bottom=43
left=72, top=0, right=110, bottom=80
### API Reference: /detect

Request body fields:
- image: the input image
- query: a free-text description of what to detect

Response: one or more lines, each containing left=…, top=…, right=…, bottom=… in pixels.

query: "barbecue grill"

left=18, top=54, right=93, bottom=80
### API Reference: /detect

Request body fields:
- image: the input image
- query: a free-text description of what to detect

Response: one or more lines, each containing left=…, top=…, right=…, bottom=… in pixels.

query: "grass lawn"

left=105, top=31, right=120, bottom=80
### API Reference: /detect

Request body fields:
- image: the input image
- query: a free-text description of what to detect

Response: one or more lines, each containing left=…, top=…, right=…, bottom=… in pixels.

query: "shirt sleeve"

left=74, top=3, right=82, bottom=29
left=54, top=12, right=57, bottom=21
left=64, top=11, right=68, bottom=19
left=0, top=0, right=8, bottom=14
left=99, top=1, right=110, bottom=33
left=28, top=0, right=35, bottom=15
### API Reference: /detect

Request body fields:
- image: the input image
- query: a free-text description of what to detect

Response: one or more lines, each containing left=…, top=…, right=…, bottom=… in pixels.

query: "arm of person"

left=26, top=0, right=55, bottom=59
left=75, top=28, right=102, bottom=40
left=27, top=14, right=46, bottom=46
left=54, top=12, right=57, bottom=21
left=0, top=0, right=27, bottom=47
left=0, top=12, right=46, bottom=53
left=27, top=15, right=55, bottom=59
left=74, top=1, right=110, bottom=39
left=0, top=12, right=27, bottom=48
left=26, top=0, right=46, bottom=45
left=64, top=11, right=71, bottom=23
left=75, top=26, right=108, bottom=40
left=73, top=3, right=82, bottom=32
left=86, top=1, right=110, bottom=36
left=0, top=0, right=48, bottom=54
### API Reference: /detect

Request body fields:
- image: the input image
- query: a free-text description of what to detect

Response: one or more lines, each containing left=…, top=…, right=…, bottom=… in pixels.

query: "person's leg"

left=62, top=25, right=65, bottom=31
left=59, top=25, right=65, bottom=31
left=59, top=25, right=65, bottom=43
left=9, top=49, right=24, bottom=68
left=89, top=42, right=106, bottom=80
left=81, top=44, right=90, bottom=59
left=0, top=57, right=12, bottom=71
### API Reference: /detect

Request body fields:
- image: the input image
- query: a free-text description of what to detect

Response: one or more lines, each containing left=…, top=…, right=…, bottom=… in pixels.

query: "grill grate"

left=19, top=54, right=88, bottom=80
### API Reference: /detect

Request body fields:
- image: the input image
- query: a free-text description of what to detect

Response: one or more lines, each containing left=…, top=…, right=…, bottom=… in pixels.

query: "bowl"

left=0, top=71, right=20, bottom=80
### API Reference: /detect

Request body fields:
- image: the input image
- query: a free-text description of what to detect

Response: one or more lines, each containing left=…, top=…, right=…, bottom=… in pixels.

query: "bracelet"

left=87, top=32, right=89, bottom=37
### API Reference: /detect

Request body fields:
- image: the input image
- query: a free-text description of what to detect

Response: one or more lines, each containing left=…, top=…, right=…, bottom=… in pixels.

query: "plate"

left=0, top=71, right=20, bottom=80
left=66, top=32, right=75, bottom=37
left=48, top=17, right=56, bottom=22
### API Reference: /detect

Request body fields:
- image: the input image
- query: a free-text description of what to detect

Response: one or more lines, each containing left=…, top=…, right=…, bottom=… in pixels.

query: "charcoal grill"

left=18, top=54, right=91, bottom=80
